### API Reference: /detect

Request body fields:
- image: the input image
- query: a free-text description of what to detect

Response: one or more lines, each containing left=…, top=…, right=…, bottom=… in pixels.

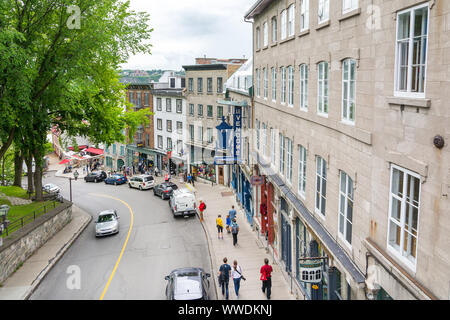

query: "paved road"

left=29, top=172, right=215, bottom=300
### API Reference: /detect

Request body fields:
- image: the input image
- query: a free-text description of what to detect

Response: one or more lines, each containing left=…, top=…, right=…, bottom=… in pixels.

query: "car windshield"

left=98, top=214, right=115, bottom=223
left=170, top=184, right=178, bottom=190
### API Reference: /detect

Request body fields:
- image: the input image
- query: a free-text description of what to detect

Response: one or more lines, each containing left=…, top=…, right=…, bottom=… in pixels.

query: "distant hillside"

left=119, top=69, right=185, bottom=85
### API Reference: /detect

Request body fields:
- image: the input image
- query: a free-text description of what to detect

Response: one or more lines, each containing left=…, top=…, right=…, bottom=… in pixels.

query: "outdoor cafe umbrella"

left=59, top=159, right=71, bottom=165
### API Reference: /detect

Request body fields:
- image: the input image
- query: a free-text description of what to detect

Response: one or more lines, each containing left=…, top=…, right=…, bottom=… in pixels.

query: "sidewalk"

left=182, top=179, right=295, bottom=301
left=0, top=205, right=92, bottom=300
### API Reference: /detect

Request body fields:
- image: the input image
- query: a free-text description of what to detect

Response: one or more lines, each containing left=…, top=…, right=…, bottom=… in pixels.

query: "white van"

left=169, top=188, right=197, bottom=217
left=128, top=175, right=155, bottom=190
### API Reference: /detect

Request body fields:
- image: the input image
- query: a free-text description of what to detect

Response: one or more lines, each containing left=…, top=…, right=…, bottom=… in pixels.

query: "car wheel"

left=114, top=181, right=117, bottom=186
left=139, top=186, right=142, bottom=191
left=95, top=179, right=98, bottom=183
left=129, top=183, right=132, bottom=188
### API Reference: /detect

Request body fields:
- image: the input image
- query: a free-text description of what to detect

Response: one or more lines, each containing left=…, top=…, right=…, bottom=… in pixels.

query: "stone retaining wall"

left=0, top=201, right=72, bottom=284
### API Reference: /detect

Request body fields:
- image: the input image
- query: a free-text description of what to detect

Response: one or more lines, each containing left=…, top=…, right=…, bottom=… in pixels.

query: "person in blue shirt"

left=218, top=257, right=232, bottom=300
left=225, top=214, right=231, bottom=233
left=229, top=205, right=237, bottom=221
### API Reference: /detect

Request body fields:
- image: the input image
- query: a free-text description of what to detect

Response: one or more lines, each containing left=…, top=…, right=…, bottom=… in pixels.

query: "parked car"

left=43, top=183, right=60, bottom=194
left=153, top=182, right=178, bottom=199
left=104, top=174, right=127, bottom=185
left=95, top=209, right=120, bottom=237
left=128, top=175, right=155, bottom=190
left=84, top=171, right=107, bottom=183
left=169, top=188, right=197, bottom=217
left=164, top=268, right=211, bottom=300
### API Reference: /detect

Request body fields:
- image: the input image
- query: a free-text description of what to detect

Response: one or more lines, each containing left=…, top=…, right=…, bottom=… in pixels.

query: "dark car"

left=84, top=171, right=107, bottom=183
left=104, top=174, right=127, bottom=185
left=165, top=268, right=211, bottom=300
left=153, top=182, right=178, bottom=199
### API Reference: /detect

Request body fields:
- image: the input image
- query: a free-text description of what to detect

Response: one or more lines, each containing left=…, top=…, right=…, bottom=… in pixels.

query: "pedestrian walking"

left=198, top=200, right=206, bottom=222
left=225, top=214, right=231, bottom=233
left=216, top=215, right=224, bottom=239
left=73, top=170, right=79, bottom=181
left=231, top=260, right=245, bottom=298
left=155, top=167, right=159, bottom=177
left=260, top=258, right=273, bottom=300
left=218, top=257, right=232, bottom=300
left=229, top=205, right=237, bottom=221
left=231, top=218, right=239, bottom=246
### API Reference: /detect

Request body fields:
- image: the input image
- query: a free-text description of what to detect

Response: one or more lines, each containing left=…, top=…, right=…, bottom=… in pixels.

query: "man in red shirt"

left=260, top=258, right=273, bottom=299
left=198, top=200, right=206, bottom=222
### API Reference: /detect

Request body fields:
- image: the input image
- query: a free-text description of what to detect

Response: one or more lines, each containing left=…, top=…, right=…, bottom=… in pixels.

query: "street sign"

left=250, top=175, right=264, bottom=186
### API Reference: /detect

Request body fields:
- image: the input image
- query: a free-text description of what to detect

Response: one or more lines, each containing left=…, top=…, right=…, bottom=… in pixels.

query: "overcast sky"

left=121, top=0, right=255, bottom=71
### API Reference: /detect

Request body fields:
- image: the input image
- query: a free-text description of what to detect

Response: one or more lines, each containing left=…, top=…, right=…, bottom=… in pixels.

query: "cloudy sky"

left=121, top=0, right=255, bottom=71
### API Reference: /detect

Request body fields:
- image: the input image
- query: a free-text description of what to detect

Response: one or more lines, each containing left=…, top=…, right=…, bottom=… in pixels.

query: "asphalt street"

left=29, top=172, right=215, bottom=300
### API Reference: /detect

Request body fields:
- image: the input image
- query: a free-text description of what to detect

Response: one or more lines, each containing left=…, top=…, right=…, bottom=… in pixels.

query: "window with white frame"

left=176, top=121, right=183, bottom=134
left=198, top=126, right=203, bottom=142
left=288, top=66, right=294, bottom=106
left=300, top=64, right=308, bottom=110
left=298, top=145, right=307, bottom=197
left=286, top=137, right=293, bottom=183
left=271, top=67, right=277, bottom=101
left=157, top=118, right=163, bottom=131
left=343, top=0, right=358, bottom=14
left=263, top=67, right=268, bottom=99
left=395, top=4, right=429, bottom=98
left=256, top=119, right=260, bottom=150
left=272, top=17, right=277, bottom=43
left=315, top=156, right=327, bottom=216
left=167, top=137, right=172, bottom=150
left=271, top=128, right=276, bottom=164
left=288, top=4, right=295, bottom=37
left=281, top=9, right=287, bottom=40
left=318, top=0, right=329, bottom=24
left=176, top=99, right=182, bottom=113
left=166, top=98, right=172, bottom=112
left=339, top=171, right=354, bottom=245
left=189, top=103, right=194, bottom=116
left=279, top=133, right=285, bottom=175
left=263, top=22, right=268, bottom=47
left=388, top=165, right=421, bottom=268
left=198, top=104, right=203, bottom=117
left=166, top=120, right=172, bottom=132
left=300, top=0, right=310, bottom=31
left=262, top=122, right=267, bottom=156
left=256, top=27, right=261, bottom=49
left=189, top=124, right=194, bottom=141
left=207, top=128, right=213, bottom=143
left=256, top=68, right=261, bottom=97
left=317, top=61, right=329, bottom=115
left=342, top=59, right=356, bottom=123
left=157, top=135, right=163, bottom=149
left=157, top=98, right=162, bottom=111
left=281, top=66, right=286, bottom=104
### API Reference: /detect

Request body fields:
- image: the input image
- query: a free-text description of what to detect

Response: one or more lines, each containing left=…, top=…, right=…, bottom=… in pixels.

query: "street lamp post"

left=69, top=177, right=73, bottom=202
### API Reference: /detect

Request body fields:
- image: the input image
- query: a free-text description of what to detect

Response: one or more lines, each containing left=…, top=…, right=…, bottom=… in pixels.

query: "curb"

left=23, top=206, right=92, bottom=300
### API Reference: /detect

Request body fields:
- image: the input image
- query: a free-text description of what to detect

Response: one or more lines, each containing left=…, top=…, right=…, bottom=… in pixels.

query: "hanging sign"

left=299, top=261, right=323, bottom=284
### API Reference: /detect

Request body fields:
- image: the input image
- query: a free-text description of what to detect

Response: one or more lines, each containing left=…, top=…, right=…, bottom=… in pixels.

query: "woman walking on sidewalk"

left=216, top=215, right=224, bottom=239
left=260, top=258, right=273, bottom=300
left=231, top=260, right=245, bottom=299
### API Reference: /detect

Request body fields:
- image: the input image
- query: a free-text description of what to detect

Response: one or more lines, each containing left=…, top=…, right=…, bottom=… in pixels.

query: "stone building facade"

left=246, top=0, right=449, bottom=300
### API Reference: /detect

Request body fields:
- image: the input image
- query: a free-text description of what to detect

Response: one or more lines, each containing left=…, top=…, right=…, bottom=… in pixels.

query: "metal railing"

left=2, top=200, right=60, bottom=237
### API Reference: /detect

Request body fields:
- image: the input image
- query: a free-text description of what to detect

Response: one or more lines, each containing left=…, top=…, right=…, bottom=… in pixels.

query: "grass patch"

left=0, top=186, right=29, bottom=199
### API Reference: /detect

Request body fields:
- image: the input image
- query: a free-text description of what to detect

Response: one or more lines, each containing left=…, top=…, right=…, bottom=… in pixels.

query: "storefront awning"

left=84, top=147, right=104, bottom=155
left=216, top=99, right=248, bottom=107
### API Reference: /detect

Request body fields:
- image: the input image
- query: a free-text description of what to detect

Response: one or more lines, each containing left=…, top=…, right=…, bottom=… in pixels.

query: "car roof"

left=171, top=267, right=204, bottom=275
left=98, top=209, right=116, bottom=216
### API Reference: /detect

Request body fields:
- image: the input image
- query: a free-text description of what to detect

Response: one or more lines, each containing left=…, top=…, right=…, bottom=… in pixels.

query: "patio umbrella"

left=59, top=159, right=71, bottom=165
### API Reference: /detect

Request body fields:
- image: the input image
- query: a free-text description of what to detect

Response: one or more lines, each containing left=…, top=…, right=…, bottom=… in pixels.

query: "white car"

left=95, top=209, right=120, bottom=237
left=169, top=188, right=197, bottom=217
left=128, top=175, right=155, bottom=190
left=43, top=183, right=60, bottom=194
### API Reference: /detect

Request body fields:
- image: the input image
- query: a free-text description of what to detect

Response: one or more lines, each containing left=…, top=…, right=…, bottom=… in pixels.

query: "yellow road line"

left=90, top=193, right=134, bottom=300
left=185, top=183, right=193, bottom=192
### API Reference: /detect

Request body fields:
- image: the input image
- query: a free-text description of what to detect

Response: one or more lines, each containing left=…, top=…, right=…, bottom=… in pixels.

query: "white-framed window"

left=339, top=171, right=354, bottom=246
left=167, top=137, right=172, bottom=150
left=286, top=137, right=293, bottom=183
left=288, top=65, right=294, bottom=106
left=256, top=27, right=261, bottom=49
left=256, top=119, right=260, bottom=150
left=263, top=21, right=268, bottom=47
left=317, top=61, right=329, bottom=116
left=198, top=126, right=203, bottom=142
left=300, top=0, right=310, bottom=31
left=281, top=9, right=287, bottom=40
left=166, top=119, right=172, bottom=132
left=315, top=156, right=327, bottom=216
left=387, top=165, right=421, bottom=270
left=256, top=68, right=261, bottom=97
left=281, top=66, right=286, bottom=104
left=157, top=135, right=163, bottom=149
left=189, top=124, right=194, bottom=141
left=189, top=103, right=194, bottom=116
left=342, top=59, right=356, bottom=123
left=300, top=64, right=308, bottom=111
left=394, top=4, right=429, bottom=98
left=288, top=4, right=295, bottom=37
left=271, top=67, right=277, bottom=101
left=318, top=0, right=329, bottom=24
left=271, top=128, right=276, bottom=164
left=207, top=128, right=213, bottom=143
left=343, top=0, right=358, bottom=14
left=176, top=121, right=183, bottom=134
left=298, top=145, right=307, bottom=197
left=272, top=16, right=277, bottom=43
left=263, top=67, right=268, bottom=99
left=262, top=122, right=267, bottom=156
left=279, top=133, right=285, bottom=175
left=157, top=118, right=162, bottom=130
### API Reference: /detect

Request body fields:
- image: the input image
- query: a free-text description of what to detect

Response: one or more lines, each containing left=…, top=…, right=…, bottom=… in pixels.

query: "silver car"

left=95, top=210, right=120, bottom=237
left=43, top=183, right=61, bottom=194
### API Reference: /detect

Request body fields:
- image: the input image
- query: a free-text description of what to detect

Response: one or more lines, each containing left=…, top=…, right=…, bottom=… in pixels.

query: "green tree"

left=0, top=0, right=153, bottom=200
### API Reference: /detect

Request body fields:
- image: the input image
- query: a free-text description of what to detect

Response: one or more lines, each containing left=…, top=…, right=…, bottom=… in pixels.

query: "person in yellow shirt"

left=216, top=215, right=224, bottom=239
